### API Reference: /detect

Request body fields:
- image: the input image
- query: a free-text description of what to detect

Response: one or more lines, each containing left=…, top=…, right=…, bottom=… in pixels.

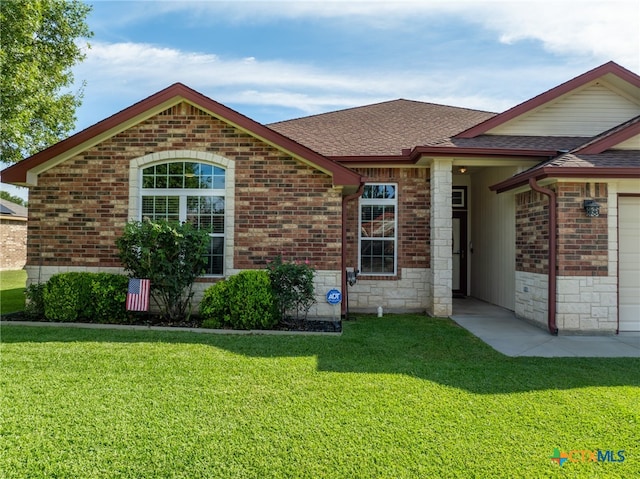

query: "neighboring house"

left=1, top=61, right=638, bottom=333
left=0, top=198, right=28, bottom=271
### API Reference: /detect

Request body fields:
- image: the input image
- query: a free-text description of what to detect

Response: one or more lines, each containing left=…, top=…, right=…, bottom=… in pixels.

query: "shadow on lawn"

left=2, top=315, right=639, bottom=394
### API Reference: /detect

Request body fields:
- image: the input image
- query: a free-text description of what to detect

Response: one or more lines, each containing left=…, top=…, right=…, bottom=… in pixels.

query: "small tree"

left=116, top=219, right=210, bottom=321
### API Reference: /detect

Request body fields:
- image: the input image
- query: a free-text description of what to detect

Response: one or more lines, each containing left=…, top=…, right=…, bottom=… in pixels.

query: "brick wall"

left=516, top=189, right=550, bottom=274
left=27, top=102, right=342, bottom=273
left=346, top=167, right=430, bottom=277
left=234, top=154, right=341, bottom=270
left=516, top=182, right=609, bottom=276
left=557, top=182, right=608, bottom=276
left=0, top=218, right=27, bottom=270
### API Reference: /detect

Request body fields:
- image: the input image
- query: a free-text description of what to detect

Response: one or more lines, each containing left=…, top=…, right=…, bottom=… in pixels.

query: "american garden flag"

left=126, top=278, right=150, bottom=311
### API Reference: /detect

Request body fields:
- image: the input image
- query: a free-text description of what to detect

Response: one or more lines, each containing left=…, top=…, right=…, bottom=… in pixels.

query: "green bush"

left=42, top=272, right=131, bottom=323
left=200, top=271, right=278, bottom=330
left=24, top=283, right=45, bottom=319
left=267, top=256, right=316, bottom=320
left=116, top=220, right=210, bottom=322
left=89, top=274, right=131, bottom=323
left=200, top=280, right=229, bottom=329
left=43, top=273, right=87, bottom=322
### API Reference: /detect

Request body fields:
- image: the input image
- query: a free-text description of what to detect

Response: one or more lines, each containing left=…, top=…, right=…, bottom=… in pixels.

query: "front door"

left=453, top=211, right=467, bottom=297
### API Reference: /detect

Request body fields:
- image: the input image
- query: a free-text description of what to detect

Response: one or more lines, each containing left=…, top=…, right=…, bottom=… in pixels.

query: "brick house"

left=2, top=61, right=639, bottom=333
left=0, top=198, right=27, bottom=270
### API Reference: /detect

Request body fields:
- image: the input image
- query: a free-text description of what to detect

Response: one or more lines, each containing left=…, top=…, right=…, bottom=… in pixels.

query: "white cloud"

left=78, top=40, right=510, bottom=111
left=475, top=2, right=639, bottom=68
left=73, top=1, right=638, bottom=127
left=73, top=39, right=605, bottom=127
left=119, top=0, right=638, bottom=69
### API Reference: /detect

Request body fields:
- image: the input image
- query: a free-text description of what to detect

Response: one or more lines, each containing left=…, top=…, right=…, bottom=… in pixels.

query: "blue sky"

left=3, top=0, right=639, bottom=200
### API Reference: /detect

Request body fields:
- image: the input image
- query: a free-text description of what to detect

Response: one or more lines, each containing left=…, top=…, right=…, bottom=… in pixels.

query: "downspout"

left=528, top=178, right=559, bottom=335
left=341, top=183, right=365, bottom=318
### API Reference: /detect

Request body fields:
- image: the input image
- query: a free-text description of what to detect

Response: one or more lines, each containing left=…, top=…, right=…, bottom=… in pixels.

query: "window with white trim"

left=141, top=161, right=225, bottom=275
left=359, top=184, right=397, bottom=275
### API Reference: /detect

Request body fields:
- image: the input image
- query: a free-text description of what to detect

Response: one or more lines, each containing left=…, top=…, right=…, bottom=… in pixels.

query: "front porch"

left=451, top=297, right=640, bottom=357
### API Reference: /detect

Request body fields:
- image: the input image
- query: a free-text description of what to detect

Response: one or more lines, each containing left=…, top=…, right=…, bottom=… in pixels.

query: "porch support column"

left=428, top=158, right=453, bottom=317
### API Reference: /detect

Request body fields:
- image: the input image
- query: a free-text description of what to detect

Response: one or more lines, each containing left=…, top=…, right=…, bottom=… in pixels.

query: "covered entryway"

left=452, top=210, right=468, bottom=297
left=619, top=196, right=640, bottom=332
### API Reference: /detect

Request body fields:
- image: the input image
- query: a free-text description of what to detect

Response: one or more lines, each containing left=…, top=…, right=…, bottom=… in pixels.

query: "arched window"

left=140, top=161, right=225, bottom=275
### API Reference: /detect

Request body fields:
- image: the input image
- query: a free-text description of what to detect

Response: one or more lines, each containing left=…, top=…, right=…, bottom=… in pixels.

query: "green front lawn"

left=1, top=317, right=638, bottom=478
left=0, top=269, right=26, bottom=314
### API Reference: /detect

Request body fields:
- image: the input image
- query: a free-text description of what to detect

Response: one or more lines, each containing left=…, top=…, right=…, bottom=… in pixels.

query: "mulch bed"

left=275, top=317, right=342, bottom=333
left=1, top=311, right=342, bottom=333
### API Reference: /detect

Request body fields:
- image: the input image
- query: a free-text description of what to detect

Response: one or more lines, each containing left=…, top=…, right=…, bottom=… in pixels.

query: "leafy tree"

left=0, top=0, right=92, bottom=164
left=116, top=220, right=211, bottom=321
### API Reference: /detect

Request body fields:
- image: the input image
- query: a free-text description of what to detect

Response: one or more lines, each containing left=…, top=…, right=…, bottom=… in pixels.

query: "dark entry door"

left=452, top=211, right=467, bottom=297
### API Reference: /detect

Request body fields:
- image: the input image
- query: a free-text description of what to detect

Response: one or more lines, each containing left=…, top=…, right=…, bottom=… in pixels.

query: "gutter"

left=408, top=146, right=556, bottom=162
left=491, top=167, right=640, bottom=194
left=528, top=178, right=559, bottom=335
left=328, top=147, right=556, bottom=167
left=341, top=183, right=365, bottom=318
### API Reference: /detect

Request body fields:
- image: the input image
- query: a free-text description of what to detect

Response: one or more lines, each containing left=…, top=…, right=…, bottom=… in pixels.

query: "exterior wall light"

left=583, top=199, right=600, bottom=217
left=346, top=267, right=359, bottom=286
left=458, top=166, right=467, bottom=174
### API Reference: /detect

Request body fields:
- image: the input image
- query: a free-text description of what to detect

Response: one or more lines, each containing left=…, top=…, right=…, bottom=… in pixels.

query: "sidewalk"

left=451, top=298, right=640, bottom=357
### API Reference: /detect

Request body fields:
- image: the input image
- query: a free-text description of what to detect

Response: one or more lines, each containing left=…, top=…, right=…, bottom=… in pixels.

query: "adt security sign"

left=326, top=289, right=342, bottom=305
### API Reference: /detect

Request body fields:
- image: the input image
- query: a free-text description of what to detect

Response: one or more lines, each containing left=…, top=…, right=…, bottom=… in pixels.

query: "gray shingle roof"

left=426, top=135, right=589, bottom=152
left=541, top=150, right=640, bottom=169
left=0, top=198, right=27, bottom=218
left=269, top=99, right=496, bottom=157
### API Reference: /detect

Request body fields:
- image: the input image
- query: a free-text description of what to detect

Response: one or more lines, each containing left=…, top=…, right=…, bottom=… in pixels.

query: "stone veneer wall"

left=515, top=182, right=616, bottom=333
left=516, top=271, right=617, bottom=334
left=1, top=218, right=27, bottom=270
left=347, top=267, right=430, bottom=313
left=344, top=167, right=430, bottom=312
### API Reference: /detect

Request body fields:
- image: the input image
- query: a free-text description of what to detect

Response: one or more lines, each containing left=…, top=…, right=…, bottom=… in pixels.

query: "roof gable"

left=457, top=62, right=640, bottom=139
left=574, top=115, right=640, bottom=154
left=1, top=83, right=361, bottom=188
left=614, top=133, right=640, bottom=150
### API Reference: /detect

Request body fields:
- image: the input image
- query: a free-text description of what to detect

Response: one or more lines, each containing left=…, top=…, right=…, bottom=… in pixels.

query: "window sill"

left=195, top=276, right=224, bottom=283
left=358, top=274, right=399, bottom=281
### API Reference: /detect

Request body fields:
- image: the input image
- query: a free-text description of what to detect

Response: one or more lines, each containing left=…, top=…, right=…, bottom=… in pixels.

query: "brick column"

left=429, top=158, right=453, bottom=316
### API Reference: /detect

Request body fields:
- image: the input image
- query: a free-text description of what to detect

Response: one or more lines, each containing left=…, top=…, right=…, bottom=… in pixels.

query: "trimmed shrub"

left=42, top=272, right=131, bottom=323
left=200, top=280, right=229, bottom=329
left=89, top=273, right=130, bottom=323
left=200, top=271, right=278, bottom=330
left=43, top=273, right=88, bottom=322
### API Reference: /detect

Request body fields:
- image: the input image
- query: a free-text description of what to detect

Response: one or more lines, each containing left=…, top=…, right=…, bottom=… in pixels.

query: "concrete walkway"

left=451, top=298, right=640, bottom=357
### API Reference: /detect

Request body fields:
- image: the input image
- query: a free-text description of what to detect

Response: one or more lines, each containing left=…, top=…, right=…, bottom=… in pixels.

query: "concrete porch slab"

left=451, top=298, right=640, bottom=357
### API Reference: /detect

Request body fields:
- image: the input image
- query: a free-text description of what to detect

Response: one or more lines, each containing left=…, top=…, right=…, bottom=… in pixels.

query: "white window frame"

left=358, top=183, right=398, bottom=276
left=128, top=151, right=235, bottom=277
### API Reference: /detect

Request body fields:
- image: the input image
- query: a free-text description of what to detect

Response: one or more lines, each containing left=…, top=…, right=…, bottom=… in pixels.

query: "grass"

left=0, top=269, right=26, bottom=314
left=1, top=316, right=638, bottom=478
